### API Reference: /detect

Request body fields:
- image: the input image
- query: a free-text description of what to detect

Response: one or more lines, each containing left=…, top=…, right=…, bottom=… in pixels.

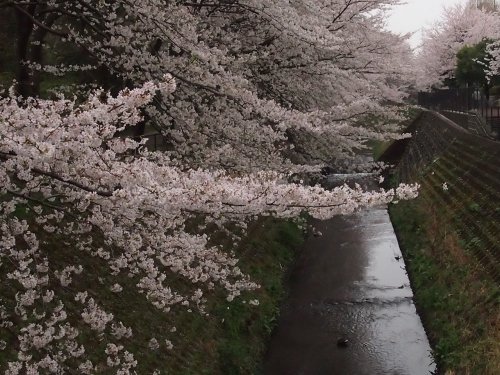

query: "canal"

left=264, top=176, right=436, bottom=375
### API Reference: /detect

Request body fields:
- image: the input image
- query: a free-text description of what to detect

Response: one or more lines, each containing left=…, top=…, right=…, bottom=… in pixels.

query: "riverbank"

left=384, top=110, right=500, bottom=374
left=0, top=213, right=304, bottom=374
left=390, top=193, right=500, bottom=375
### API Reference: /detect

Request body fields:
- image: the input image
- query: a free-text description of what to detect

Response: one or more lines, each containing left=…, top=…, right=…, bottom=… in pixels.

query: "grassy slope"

left=0, top=210, right=303, bottom=374
left=390, top=184, right=500, bottom=374
left=384, top=110, right=500, bottom=374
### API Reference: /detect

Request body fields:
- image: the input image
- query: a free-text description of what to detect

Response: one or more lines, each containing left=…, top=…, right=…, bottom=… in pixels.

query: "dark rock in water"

left=337, top=337, right=349, bottom=348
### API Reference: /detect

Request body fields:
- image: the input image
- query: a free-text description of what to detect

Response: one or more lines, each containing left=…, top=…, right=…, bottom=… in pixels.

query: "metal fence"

left=418, top=88, right=500, bottom=139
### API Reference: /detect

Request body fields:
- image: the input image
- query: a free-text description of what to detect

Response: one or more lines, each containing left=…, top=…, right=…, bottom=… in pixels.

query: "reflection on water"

left=264, top=202, right=436, bottom=375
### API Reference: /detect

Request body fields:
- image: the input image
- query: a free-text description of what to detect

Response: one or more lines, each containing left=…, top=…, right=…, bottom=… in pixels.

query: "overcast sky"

left=386, top=0, right=466, bottom=49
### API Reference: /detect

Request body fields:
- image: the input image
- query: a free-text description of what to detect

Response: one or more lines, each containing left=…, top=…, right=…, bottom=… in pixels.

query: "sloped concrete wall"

left=392, top=110, right=500, bottom=281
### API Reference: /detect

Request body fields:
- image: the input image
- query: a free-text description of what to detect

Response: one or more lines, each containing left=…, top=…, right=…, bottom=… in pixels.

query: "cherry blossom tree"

left=0, top=0, right=421, bottom=372
left=2, top=0, right=414, bottom=171
left=415, top=4, right=500, bottom=91
left=486, top=40, right=500, bottom=78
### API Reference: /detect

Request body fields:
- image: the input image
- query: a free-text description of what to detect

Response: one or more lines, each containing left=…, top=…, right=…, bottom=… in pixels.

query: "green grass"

left=0, top=208, right=303, bottom=374
left=390, top=199, right=500, bottom=375
left=213, top=219, right=303, bottom=374
left=368, top=139, right=394, bottom=160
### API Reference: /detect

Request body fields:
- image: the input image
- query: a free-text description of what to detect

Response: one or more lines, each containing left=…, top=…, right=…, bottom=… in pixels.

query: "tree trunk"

left=15, top=9, right=34, bottom=97
left=30, top=26, right=49, bottom=96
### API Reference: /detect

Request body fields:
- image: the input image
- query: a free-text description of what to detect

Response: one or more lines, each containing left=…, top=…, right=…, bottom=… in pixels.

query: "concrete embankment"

left=384, top=110, right=500, bottom=374
left=385, top=110, right=499, bottom=282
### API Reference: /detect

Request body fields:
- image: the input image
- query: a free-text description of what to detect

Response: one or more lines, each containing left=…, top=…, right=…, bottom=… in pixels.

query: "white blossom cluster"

left=0, top=0, right=421, bottom=372
left=5, top=0, right=415, bottom=172
left=416, top=4, right=500, bottom=90
left=22, top=62, right=96, bottom=77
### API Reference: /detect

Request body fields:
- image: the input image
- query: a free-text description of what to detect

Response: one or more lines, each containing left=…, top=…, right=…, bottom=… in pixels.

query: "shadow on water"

left=264, top=174, right=436, bottom=375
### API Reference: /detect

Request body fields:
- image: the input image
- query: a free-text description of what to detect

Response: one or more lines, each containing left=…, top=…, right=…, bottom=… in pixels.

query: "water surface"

left=264, top=205, right=436, bottom=375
